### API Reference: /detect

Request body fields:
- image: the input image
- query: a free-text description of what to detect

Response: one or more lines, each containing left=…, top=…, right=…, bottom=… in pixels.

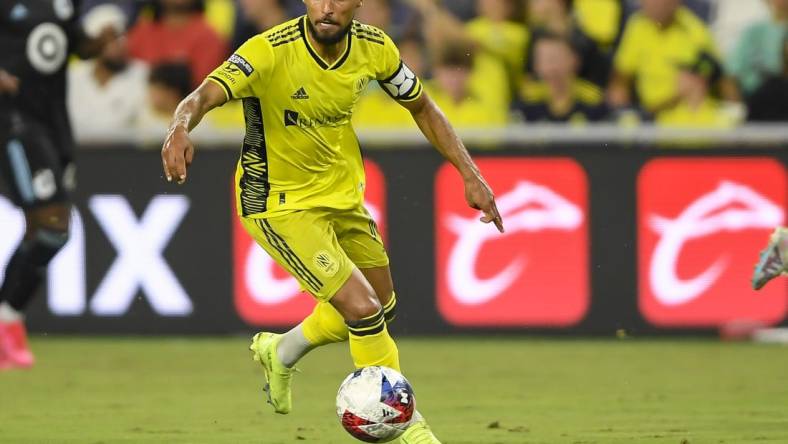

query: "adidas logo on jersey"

left=291, top=87, right=309, bottom=100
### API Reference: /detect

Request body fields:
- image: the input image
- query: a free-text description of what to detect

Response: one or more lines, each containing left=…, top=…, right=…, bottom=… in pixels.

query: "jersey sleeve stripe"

left=352, top=23, right=384, bottom=38
left=352, top=28, right=384, bottom=39
left=271, top=34, right=303, bottom=47
left=266, top=23, right=300, bottom=39
left=207, top=75, right=233, bottom=100
left=267, top=27, right=301, bottom=44
left=351, top=33, right=384, bottom=45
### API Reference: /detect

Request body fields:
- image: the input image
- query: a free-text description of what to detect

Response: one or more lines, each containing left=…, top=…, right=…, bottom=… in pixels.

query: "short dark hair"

left=435, top=41, right=474, bottom=69
left=152, top=0, right=205, bottom=21
left=524, top=0, right=573, bottom=22
left=149, top=62, right=192, bottom=99
left=532, top=29, right=579, bottom=57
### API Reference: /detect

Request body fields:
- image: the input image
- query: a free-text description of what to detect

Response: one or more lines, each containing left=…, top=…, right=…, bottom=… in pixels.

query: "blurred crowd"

left=68, top=0, right=788, bottom=141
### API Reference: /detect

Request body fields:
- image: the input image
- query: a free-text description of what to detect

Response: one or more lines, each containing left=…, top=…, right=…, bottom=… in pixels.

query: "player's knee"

left=344, top=293, right=382, bottom=322
left=20, top=226, right=70, bottom=268
left=333, top=273, right=383, bottom=322
left=25, top=204, right=71, bottom=233
left=345, top=303, right=385, bottom=338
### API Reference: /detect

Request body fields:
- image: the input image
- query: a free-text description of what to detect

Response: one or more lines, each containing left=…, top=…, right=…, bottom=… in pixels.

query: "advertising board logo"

left=638, top=158, right=787, bottom=326
left=436, top=158, right=589, bottom=327
left=234, top=160, right=387, bottom=326
left=0, top=195, right=192, bottom=317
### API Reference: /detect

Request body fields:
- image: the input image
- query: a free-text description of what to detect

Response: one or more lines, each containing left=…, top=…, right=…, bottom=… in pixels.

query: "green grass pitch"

left=1, top=337, right=788, bottom=443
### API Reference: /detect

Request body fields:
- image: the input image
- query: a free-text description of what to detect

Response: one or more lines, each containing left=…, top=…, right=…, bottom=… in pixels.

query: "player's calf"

left=346, top=309, right=401, bottom=371
left=0, top=224, right=69, bottom=369
left=331, top=272, right=401, bottom=372
left=0, top=226, right=70, bottom=308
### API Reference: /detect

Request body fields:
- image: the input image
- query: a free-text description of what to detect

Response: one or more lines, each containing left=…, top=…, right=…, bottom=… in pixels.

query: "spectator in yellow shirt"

left=426, top=42, right=508, bottom=127
left=526, top=0, right=610, bottom=87
left=608, top=0, right=739, bottom=125
left=405, top=0, right=527, bottom=106
left=353, top=41, right=507, bottom=130
left=516, top=33, right=608, bottom=124
left=465, top=0, right=530, bottom=100
left=573, top=0, right=625, bottom=53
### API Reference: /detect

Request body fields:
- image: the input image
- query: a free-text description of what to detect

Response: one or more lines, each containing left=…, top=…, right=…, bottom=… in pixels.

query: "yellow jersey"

left=574, top=0, right=623, bottom=51
left=614, top=7, right=717, bottom=112
left=465, top=17, right=529, bottom=106
left=353, top=80, right=508, bottom=130
left=206, top=16, right=423, bottom=218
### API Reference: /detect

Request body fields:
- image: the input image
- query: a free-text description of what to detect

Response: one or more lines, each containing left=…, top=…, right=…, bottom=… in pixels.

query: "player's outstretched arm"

left=161, top=80, right=227, bottom=184
left=402, top=92, right=504, bottom=233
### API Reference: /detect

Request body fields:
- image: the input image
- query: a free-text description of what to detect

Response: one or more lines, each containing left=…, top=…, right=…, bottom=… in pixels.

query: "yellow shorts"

left=240, top=205, right=389, bottom=302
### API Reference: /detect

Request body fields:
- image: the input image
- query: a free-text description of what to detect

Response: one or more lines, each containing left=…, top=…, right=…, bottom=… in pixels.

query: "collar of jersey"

left=298, top=15, right=352, bottom=71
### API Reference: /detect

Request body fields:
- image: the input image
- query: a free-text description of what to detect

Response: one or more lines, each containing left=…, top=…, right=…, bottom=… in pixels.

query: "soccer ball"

left=336, top=366, right=416, bottom=443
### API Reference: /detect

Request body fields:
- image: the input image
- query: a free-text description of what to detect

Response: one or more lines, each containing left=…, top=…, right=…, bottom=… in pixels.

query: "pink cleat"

left=0, top=341, right=12, bottom=371
left=0, top=321, right=34, bottom=369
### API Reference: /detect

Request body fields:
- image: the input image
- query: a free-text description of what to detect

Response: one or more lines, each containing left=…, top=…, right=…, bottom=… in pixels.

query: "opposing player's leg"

left=752, top=227, right=788, bottom=290
left=0, top=205, right=70, bottom=368
left=0, top=114, right=73, bottom=369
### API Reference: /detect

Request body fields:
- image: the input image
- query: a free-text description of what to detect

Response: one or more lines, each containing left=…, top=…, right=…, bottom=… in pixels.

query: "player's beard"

left=306, top=18, right=352, bottom=46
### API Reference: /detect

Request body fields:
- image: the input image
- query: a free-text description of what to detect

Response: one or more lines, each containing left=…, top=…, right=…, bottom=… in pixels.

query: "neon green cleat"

left=752, top=228, right=788, bottom=290
left=249, top=332, right=296, bottom=414
left=400, top=418, right=442, bottom=444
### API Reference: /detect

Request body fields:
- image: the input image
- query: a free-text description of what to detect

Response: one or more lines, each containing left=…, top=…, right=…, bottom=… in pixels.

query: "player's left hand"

left=464, top=176, right=504, bottom=233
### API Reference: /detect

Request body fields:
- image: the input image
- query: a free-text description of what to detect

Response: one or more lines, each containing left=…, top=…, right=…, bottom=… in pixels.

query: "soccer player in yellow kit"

left=161, top=1, right=504, bottom=442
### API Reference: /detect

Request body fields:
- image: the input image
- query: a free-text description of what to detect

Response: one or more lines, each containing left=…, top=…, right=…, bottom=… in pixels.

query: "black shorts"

left=0, top=107, right=75, bottom=209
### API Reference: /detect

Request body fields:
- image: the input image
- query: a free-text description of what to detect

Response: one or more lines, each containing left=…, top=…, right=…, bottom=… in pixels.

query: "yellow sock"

left=301, top=302, right=348, bottom=346
left=302, top=292, right=398, bottom=347
left=347, top=310, right=401, bottom=371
